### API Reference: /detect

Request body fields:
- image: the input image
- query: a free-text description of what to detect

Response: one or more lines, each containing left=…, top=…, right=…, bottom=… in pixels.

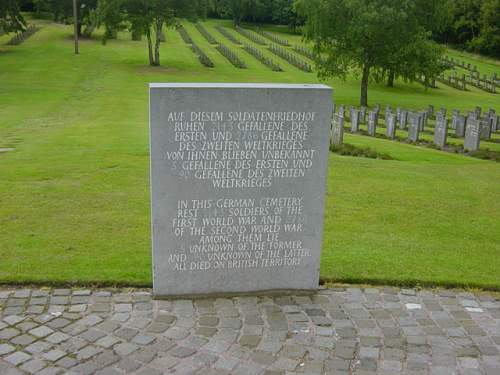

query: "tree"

left=469, top=0, right=500, bottom=57
left=98, top=0, right=125, bottom=44
left=0, top=0, right=26, bottom=34
left=296, top=0, right=447, bottom=106
left=124, top=0, right=176, bottom=66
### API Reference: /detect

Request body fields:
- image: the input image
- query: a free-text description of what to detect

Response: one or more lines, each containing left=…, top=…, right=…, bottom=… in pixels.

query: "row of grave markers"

left=331, top=104, right=499, bottom=152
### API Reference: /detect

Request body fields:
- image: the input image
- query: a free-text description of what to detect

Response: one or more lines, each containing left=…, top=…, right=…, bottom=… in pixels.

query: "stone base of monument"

left=149, top=83, right=333, bottom=298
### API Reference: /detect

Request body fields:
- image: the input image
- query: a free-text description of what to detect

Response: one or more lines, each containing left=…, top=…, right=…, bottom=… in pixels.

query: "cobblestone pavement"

left=0, top=287, right=499, bottom=375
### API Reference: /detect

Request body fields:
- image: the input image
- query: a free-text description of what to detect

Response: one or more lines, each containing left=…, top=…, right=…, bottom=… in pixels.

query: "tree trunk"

left=153, top=18, right=163, bottom=66
left=146, top=29, right=154, bottom=66
left=387, top=71, right=395, bottom=87
left=360, top=64, right=370, bottom=106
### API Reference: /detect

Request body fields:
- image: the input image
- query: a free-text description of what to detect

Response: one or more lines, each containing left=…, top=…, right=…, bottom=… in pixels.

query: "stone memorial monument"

left=149, top=83, right=333, bottom=297
left=464, top=118, right=480, bottom=151
left=434, top=116, right=448, bottom=148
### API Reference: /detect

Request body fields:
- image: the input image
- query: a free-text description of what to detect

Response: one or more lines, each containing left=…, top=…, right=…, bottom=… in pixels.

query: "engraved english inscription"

left=150, top=84, right=333, bottom=296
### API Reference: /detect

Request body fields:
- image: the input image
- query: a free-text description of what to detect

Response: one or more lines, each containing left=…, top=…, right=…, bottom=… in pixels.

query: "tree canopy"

left=295, top=0, right=449, bottom=106
left=1, top=0, right=26, bottom=34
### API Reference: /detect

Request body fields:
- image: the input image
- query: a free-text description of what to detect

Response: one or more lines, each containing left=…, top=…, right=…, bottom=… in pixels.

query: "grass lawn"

left=1, top=19, right=499, bottom=289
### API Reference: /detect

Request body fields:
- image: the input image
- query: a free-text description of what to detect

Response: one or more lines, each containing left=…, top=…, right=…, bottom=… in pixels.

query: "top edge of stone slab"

left=149, top=83, right=332, bottom=90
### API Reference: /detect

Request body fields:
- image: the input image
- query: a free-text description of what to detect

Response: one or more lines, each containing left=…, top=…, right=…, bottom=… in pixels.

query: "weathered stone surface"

left=434, top=116, right=448, bottom=148
left=464, top=118, right=480, bottom=151
left=150, top=83, right=333, bottom=297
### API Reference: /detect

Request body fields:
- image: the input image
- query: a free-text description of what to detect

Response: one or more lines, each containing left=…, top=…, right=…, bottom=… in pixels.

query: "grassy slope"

left=0, top=20, right=499, bottom=288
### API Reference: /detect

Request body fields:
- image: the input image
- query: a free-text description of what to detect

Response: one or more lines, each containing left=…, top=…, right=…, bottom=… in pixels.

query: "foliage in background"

left=0, top=0, right=26, bottom=35
left=295, top=0, right=449, bottom=106
left=435, top=0, right=500, bottom=58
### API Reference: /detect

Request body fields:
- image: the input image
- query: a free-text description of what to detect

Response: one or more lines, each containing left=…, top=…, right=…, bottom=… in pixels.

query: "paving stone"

left=169, top=346, right=197, bottom=358
left=11, top=333, right=37, bottom=346
left=5, top=351, right=32, bottom=365
left=0, top=327, right=20, bottom=339
left=29, top=325, right=54, bottom=338
left=0, top=343, right=16, bottom=355
left=43, top=349, right=66, bottom=362
left=20, top=358, right=47, bottom=374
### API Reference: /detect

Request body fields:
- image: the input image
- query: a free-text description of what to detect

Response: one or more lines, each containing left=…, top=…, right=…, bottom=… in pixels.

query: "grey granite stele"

left=149, top=83, right=333, bottom=297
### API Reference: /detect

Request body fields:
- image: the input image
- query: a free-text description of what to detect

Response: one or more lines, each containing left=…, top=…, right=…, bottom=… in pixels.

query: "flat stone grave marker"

left=464, top=118, right=480, bottom=151
left=149, top=83, right=333, bottom=297
left=434, top=116, right=448, bottom=148
left=331, top=113, right=344, bottom=146
left=408, top=113, right=420, bottom=142
left=385, top=113, right=396, bottom=139
left=368, top=111, right=377, bottom=136
left=350, top=107, right=360, bottom=133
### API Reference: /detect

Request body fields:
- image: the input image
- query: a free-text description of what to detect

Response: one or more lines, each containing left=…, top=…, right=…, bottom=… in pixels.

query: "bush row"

left=242, top=43, right=282, bottom=72
left=215, top=26, right=241, bottom=45
left=194, top=23, right=217, bottom=44
left=268, top=44, right=312, bottom=72
left=293, top=45, right=315, bottom=60
left=177, top=24, right=193, bottom=44
left=216, top=43, right=246, bottom=69
left=7, top=25, right=40, bottom=46
left=256, top=29, right=289, bottom=46
left=234, top=26, right=267, bottom=45
left=191, top=42, right=215, bottom=68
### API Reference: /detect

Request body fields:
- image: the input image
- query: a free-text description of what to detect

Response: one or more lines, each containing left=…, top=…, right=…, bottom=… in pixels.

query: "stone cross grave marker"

left=149, top=83, right=333, bottom=297
left=464, top=118, right=480, bottom=151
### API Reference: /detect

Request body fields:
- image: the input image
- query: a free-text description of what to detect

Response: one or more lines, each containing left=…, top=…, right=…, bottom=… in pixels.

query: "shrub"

left=215, top=26, right=241, bottom=44
left=7, top=25, right=40, bottom=46
left=194, top=23, right=217, bottom=44
left=234, top=26, right=267, bottom=45
left=191, top=42, right=215, bottom=68
left=177, top=24, right=193, bottom=44
left=216, top=43, right=246, bottom=69
left=330, top=143, right=394, bottom=160
left=242, top=43, right=282, bottom=71
left=256, top=29, right=289, bottom=46
left=268, top=44, right=312, bottom=72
